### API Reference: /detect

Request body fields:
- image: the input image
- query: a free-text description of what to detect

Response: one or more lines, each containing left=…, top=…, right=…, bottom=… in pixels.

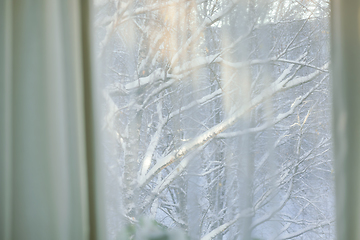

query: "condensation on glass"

left=94, top=0, right=334, bottom=239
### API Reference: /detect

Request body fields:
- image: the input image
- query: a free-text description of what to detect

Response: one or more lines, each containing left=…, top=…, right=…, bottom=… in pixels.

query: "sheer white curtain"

left=0, top=1, right=105, bottom=239
left=97, top=0, right=334, bottom=239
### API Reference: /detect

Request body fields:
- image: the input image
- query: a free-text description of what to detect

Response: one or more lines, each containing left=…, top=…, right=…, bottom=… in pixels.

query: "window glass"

left=94, top=0, right=333, bottom=239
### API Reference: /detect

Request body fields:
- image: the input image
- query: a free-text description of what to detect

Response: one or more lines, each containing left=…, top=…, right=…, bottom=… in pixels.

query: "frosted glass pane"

left=94, top=0, right=333, bottom=239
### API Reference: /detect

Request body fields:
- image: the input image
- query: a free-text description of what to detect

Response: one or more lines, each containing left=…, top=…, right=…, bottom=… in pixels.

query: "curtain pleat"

left=331, top=0, right=360, bottom=239
left=0, top=1, right=13, bottom=240
left=0, top=1, right=104, bottom=239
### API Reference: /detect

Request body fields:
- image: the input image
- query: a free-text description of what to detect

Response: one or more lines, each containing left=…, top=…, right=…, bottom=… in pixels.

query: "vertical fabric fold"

left=331, top=0, right=360, bottom=238
left=0, top=1, right=105, bottom=239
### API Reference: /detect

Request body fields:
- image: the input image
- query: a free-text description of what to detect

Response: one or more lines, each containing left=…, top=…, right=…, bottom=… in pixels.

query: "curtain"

left=0, top=1, right=105, bottom=239
left=331, top=0, right=360, bottom=239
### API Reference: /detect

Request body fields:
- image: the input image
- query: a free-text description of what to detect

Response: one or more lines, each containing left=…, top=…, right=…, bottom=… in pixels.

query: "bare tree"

left=96, top=0, right=334, bottom=239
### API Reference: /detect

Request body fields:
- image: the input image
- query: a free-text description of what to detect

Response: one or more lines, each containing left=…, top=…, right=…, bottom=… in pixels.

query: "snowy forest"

left=94, top=0, right=334, bottom=239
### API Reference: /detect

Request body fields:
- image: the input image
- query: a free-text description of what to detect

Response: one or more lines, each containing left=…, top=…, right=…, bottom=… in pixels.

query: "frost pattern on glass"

left=95, top=0, right=333, bottom=239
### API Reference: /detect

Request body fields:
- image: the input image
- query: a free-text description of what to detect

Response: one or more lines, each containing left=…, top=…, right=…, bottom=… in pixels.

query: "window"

left=95, top=0, right=334, bottom=239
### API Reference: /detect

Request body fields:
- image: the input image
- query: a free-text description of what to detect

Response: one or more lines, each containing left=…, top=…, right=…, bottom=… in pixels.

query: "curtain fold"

left=0, top=1, right=12, bottom=240
left=331, top=0, right=360, bottom=239
left=0, top=1, right=105, bottom=239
